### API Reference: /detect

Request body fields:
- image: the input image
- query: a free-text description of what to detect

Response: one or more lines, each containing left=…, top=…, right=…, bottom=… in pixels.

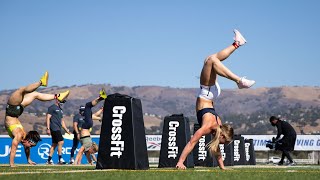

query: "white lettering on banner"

left=110, top=106, right=126, bottom=158
left=38, top=143, right=51, bottom=159
left=0, top=145, right=11, bottom=157
left=168, top=121, right=179, bottom=159
left=234, top=140, right=240, bottom=162
left=219, top=144, right=225, bottom=161
left=198, top=136, right=207, bottom=161
left=245, top=143, right=251, bottom=161
left=16, top=145, right=22, bottom=157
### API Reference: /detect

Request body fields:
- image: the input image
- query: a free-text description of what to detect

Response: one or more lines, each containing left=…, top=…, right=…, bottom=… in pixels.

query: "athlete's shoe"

left=237, top=77, right=255, bottom=89
left=40, top=71, right=49, bottom=87
left=99, top=88, right=107, bottom=99
left=69, top=158, right=74, bottom=164
left=46, top=159, right=54, bottom=165
left=233, top=29, right=247, bottom=47
left=58, top=158, right=67, bottom=165
left=287, top=162, right=296, bottom=166
left=56, top=90, right=70, bottom=102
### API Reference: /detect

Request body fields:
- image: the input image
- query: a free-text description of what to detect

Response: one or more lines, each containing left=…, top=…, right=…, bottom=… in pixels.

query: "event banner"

left=0, top=135, right=99, bottom=164
left=1, top=134, right=320, bottom=164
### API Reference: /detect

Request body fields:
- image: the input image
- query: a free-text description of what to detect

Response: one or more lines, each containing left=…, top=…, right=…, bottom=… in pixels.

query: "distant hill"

left=1, top=84, right=319, bottom=135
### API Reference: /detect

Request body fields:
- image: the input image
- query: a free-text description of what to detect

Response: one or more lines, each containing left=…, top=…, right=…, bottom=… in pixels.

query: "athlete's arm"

left=74, top=146, right=85, bottom=165
left=61, top=119, right=70, bottom=134
left=176, top=127, right=210, bottom=169
left=46, top=113, right=51, bottom=135
left=24, top=146, right=36, bottom=165
left=9, top=136, right=21, bottom=167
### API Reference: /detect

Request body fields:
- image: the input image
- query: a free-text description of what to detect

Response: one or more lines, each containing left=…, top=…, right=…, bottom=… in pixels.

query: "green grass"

left=1, top=165, right=320, bottom=180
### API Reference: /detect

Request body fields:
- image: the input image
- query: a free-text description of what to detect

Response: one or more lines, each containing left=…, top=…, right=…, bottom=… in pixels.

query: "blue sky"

left=0, top=0, right=319, bottom=90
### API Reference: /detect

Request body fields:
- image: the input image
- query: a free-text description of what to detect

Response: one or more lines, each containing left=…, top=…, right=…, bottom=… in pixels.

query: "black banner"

left=193, top=124, right=213, bottom=167
left=96, top=93, right=149, bottom=170
left=213, top=142, right=234, bottom=167
left=244, top=139, right=256, bottom=165
left=233, top=135, right=246, bottom=165
left=158, top=114, right=194, bottom=168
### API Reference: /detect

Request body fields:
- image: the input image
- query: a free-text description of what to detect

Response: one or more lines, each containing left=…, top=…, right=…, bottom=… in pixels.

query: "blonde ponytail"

left=206, top=124, right=234, bottom=156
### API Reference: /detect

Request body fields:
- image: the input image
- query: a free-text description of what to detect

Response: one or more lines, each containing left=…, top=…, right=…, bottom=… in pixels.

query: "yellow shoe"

left=99, top=88, right=107, bottom=99
left=57, top=90, right=70, bottom=102
left=40, top=72, right=49, bottom=87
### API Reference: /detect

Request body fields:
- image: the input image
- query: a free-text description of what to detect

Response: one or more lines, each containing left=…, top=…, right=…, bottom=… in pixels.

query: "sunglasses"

left=28, top=139, right=38, bottom=147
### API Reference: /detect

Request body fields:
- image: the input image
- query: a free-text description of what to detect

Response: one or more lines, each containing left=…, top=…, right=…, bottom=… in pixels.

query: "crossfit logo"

left=198, top=135, right=207, bottom=161
left=168, top=121, right=179, bottom=159
left=38, top=143, right=51, bottom=159
left=219, top=144, right=225, bottom=160
left=234, top=140, right=240, bottom=162
left=245, top=142, right=251, bottom=161
left=110, top=106, right=126, bottom=158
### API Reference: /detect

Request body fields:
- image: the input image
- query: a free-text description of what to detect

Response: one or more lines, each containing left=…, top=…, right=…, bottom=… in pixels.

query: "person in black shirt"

left=46, top=99, right=71, bottom=164
left=270, top=116, right=297, bottom=166
left=69, top=105, right=85, bottom=164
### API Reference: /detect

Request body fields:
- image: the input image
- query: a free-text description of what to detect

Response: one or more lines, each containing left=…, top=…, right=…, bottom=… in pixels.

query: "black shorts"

left=6, top=104, right=24, bottom=117
left=51, top=130, right=64, bottom=144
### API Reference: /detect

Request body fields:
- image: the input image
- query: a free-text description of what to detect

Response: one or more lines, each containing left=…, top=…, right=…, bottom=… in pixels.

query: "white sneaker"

left=69, top=158, right=74, bottom=164
left=46, top=159, right=54, bottom=165
left=59, top=158, right=66, bottom=164
left=237, top=77, right=255, bottom=89
left=233, top=29, right=247, bottom=46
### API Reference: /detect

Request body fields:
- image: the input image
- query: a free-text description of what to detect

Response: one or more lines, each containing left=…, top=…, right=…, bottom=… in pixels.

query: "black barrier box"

left=213, top=142, right=234, bottom=167
left=96, top=93, right=149, bottom=170
left=244, top=139, right=256, bottom=165
left=233, top=135, right=246, bottom=165
left=193, top=124, right=213, bottom=167
left=158, top=114, right=194, bottom=168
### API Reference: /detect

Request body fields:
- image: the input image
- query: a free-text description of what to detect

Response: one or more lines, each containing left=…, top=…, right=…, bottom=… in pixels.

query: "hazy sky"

left=1, top=0, right=319, bottom=90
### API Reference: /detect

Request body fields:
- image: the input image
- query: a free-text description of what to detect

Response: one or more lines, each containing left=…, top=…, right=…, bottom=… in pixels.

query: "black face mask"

left=271, top=122, right=276, bottom=126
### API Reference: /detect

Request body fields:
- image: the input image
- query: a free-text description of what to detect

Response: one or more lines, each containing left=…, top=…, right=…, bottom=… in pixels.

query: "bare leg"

left=58, top=141, right=64, bottom=159
left=215, top=45, right=237, bottom=62
left=200, top=45, right=241, bottom=86
left=21, top=92, right=55, bottom=107
left=7, top=82, right=41, bottom=105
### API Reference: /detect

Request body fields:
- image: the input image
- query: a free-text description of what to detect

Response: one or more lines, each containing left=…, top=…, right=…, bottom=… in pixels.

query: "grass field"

left=1, top=164, right=320, bottom=180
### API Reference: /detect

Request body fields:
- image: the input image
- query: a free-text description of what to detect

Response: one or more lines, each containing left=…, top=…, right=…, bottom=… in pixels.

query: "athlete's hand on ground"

left=220, top=167, right=232, bottom=170
left=176, top=162, right=186, bottom=170
left=28, top=160, right=36, bottom=165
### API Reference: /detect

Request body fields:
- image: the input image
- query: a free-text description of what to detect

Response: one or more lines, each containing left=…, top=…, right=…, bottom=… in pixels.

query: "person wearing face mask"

left=269, top=116, right=297, bottom=166
left=46, top=98, right=71, bottom=165
left=4, top=71, right=69, bottom=167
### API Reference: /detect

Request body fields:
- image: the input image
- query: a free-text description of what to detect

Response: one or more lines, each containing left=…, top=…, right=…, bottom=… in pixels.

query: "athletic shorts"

left=196, top=108, right=219, bottom=126
left=6, top=104, right=24, bottom=118
left=80, top=136, right=93, bottom=152
left=51, top=130, right=64, bottom=144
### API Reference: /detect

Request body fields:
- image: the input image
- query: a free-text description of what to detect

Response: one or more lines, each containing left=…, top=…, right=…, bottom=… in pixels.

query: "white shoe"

left=59, top=158, right=66, bottom=164
left=233, top=29, right=247, bottom=46
left=69, top=158, right=74, bottom=164
left=46, top=159, right=54, bottom=165
left=237, top=77, right=255, bottom=89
